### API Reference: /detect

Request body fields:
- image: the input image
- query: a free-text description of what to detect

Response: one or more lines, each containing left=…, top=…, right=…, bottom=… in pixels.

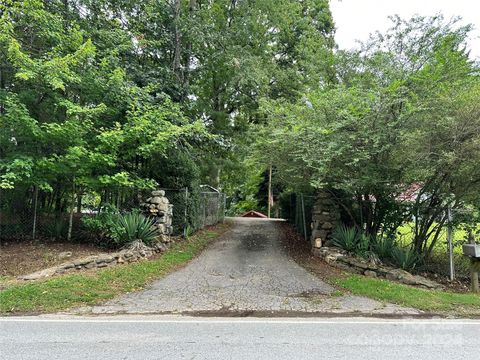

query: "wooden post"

left=469, top=233, right=479, bottom=293
left=267, top=165, right=272, bottom=218
left=472, top=260, right=480, bottom=294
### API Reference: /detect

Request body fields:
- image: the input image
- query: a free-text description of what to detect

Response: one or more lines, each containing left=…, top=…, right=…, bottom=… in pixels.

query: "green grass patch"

left=0, top=224, right=228, bottom=314
left=335, top=274, right=480, bottom=314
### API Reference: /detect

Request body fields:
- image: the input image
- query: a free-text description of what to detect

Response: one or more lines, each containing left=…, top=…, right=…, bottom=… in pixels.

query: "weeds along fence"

left=279, top=193, right=316, bottom=241
left=0, top=187, right=226, bottom=242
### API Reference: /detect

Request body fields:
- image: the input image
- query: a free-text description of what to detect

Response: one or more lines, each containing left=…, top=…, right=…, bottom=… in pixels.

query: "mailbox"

left=462, top=244, right=480, bottom=258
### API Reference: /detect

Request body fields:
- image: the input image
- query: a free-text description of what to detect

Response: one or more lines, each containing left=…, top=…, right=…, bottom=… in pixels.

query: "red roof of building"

left=241, top=210, right=268, bottom=218
left=397, top=183, right=423, bottom=202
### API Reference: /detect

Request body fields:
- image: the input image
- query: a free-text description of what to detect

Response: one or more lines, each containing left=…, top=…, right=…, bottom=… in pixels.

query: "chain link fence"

left=0, top=187, right=79, bottom=241
left=279, top=193, right=316, bottom=241
left=0, top=186, right=225, bottom=242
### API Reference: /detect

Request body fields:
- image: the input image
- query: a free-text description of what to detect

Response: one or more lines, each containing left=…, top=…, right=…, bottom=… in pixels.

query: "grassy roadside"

left=281, top=223, right=480, bottom=317
left=335, top=274, right=480, bottom=316
left=0, top=223, right=230, bottom=314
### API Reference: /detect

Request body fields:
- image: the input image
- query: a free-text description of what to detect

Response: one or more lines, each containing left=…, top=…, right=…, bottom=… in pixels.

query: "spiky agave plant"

left=391, top=246, right=421, bottom=270
left=373, top=236, right=396, bottom=261
left=113, top=211, right=159, bottom=246
left=332, top=225, right=359, bottom=252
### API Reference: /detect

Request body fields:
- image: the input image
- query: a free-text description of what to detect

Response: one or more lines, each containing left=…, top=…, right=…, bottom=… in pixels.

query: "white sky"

left=330, top=0, right=480, bottom=59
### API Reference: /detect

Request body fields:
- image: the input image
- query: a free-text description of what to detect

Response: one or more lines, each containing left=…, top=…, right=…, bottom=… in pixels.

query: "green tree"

left=0, top=0, right=206, bottom=230
left=255, top=15, right=480, bottom=259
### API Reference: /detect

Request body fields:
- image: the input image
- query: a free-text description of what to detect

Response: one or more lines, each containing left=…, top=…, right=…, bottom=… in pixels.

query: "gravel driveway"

left=88, top=218, right=419, bottom=315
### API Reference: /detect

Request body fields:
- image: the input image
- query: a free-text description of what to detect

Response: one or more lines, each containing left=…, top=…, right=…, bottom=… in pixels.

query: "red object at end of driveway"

left=241, top=210, right=268, bottom=218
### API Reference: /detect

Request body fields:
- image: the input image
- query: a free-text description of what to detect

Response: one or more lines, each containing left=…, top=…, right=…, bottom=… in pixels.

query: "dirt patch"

left=279, top=222, right=343, bottom=282
left=0, top=240, right=113, bottom=278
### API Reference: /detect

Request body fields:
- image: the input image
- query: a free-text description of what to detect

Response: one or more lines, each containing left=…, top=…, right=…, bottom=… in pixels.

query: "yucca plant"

left=112, top=211, right=159, bottom=247
left=332, top=225, right=359, bottom=252
left=373, top=236, right=396, bottom=261
left=357, top=233, right=371, bottom=254
left=391, top=246, right=421, bottom=270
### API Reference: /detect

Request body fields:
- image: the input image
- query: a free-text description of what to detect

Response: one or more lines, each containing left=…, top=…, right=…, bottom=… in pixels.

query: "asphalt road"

left=1, top=316, right=478, bottom=360
left=88, top=218, right=417, bottom=315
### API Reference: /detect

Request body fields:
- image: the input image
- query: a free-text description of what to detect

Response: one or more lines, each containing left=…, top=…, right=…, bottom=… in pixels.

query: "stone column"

left=141, top=190, right=174, bottom=242
left=310, top=190, right=340, bottom=248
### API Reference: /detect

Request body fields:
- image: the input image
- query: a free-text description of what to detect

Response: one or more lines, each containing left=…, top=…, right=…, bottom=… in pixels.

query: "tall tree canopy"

left=254, top=15, right=480, bottom=257
left=0, top=0, right=335, bottom=225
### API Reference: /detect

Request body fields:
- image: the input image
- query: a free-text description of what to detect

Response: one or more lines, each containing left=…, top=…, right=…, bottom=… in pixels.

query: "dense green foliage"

left=0, top=0, right=208, bottom=225
left=113, top=211, right=159, bottom=246
left=0, top=0, right=335, bottom=232
left=332, top=224, right=421, bottom=270
left=391, top=246, right=421, bottom=271
left=255, top=14, right=480, bottom=260
left=332, top=225, right=363, bottom=254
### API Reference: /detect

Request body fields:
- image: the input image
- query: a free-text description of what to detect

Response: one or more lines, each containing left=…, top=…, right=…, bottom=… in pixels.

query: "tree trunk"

left=0, top=62, right=4, bottom=114
left=67, top=179, right=75, bottom=242
left=184, top=0, right=196, bottom=90
left=32, top=186, right=39, bottom=240
left=173, top=0, right=182, bottom=82
left=76, top=193, right=82, bottom=213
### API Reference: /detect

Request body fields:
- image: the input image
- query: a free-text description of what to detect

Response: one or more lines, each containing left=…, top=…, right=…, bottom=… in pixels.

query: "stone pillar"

left=141, top=190, right=174, bottom=242
left=310, top=190, right=340, bottom=248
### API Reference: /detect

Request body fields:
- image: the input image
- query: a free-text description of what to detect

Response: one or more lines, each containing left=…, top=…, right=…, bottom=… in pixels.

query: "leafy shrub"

left=81, top=205, right=122, bottom=247
left=184, top=224, right=193, bottom=239
left=357, top=233, right=371, bottom=254
left=332, top=225, right=423, bottom=271
left=111, top=211, right=159, bottom=247
left=391, top=246, right=421, bottom=270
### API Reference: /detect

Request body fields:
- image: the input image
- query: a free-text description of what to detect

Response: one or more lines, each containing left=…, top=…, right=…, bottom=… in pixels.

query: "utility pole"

left=267, top=165, right=272, bottom=218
